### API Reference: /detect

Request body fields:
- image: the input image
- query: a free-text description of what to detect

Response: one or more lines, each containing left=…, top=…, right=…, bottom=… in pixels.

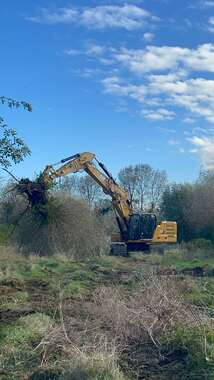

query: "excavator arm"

left=43, top=152, right=132, bottom=233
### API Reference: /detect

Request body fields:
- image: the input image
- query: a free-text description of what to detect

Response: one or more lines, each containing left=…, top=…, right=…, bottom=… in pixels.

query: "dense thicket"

left=0, top=185, right=108, bottom=257
left=161, top=171, right=214, bottom=243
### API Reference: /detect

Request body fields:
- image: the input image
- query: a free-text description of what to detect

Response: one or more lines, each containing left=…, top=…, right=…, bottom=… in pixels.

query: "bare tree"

left=57, top=176, right=77, bottom=195
left=118, top=165, right=139, bottom=208
left=77, top=175, right=102, bottom=208
left=135, top=164, right=153, bottom=211
left=119, top=164, right=167, bottom=212
left=149, top=169, right=167, bottom=212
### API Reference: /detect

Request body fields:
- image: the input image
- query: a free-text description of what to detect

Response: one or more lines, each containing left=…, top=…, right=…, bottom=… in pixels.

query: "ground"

left=0, top=245, right=214, bottom=379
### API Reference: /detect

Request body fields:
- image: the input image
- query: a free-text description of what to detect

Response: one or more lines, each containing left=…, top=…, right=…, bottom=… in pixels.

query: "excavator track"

left=110, top=242, right=128, bottom=257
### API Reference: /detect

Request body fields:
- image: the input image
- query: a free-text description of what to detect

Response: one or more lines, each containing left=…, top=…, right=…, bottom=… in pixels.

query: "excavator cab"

left=128, top=213, right=157, bottom=240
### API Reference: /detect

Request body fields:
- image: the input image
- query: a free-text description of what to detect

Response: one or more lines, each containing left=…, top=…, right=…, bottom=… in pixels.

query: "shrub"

left=6, top=193, right=108, bottom=258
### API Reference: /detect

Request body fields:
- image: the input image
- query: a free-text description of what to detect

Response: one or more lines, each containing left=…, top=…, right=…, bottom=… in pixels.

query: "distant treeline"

left=161, top=170, right=214, bottom=243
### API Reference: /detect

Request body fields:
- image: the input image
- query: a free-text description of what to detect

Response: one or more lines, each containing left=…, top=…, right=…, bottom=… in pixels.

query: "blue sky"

left=1, top=0, right=214, bottom=182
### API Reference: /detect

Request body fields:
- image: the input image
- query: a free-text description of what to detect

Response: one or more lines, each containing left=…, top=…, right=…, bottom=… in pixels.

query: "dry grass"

left=29, top=273, right=212, bottom=377
left=87, top=275, right=209, bottom=349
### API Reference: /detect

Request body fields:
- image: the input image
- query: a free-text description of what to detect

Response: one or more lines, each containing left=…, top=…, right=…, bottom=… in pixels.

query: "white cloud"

left=64, top=48, right=80, bottom=56
left=168, top=139, right=179, bottom=146
left=195, top=0, right=214, bottom=8
left=99, top=57, right=115, bottom=65
left=113, top=44, right=214, bottom=74
left=27, top=5, right=154, bottom=30
left=86, top=44, right=106, bottom=56
left=189, top=136, right=214, bottom=169
left=183, top=117, right=195, bottom=124
left=102, top=76, right=147, bottom=101
left=27, top=7, right=78, bottom=24
left=142, top=108, right=175, bottom=120
left=202, top=0, right=214, bottom=6
left=157, top=126, right=176, bottom=134
left=208, top=16, right=214, bottom=32
left=64, top=44, right=106, bottom=58
left=96, top=44, right=214, bottom=124
left=81, top=5, right=151, bottom=30
left=148, top=75, right=214, bottom=123
left=143, top=32, right=155, bottom=42
left=102, top=73, right=214, bottom=123
left=61, top=37, right=214, bottom=126
left=178, top=147, right=185, bottom=154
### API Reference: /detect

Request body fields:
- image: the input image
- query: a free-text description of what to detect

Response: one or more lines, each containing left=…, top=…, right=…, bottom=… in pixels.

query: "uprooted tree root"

left=15, top=175, right=51, bottom=223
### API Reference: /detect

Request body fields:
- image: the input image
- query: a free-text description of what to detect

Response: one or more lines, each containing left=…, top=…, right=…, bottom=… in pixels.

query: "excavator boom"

left=43, top=152, right=132, bottom=223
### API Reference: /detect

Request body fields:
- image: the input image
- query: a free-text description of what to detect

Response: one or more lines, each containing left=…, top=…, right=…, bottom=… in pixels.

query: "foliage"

left=161, top=183, right=195, bottom=242
left=0, top=96, right=31, bottom=169
left=161, top=171, right=214, bottom=243
left=0, top=96, right=32, bottom=112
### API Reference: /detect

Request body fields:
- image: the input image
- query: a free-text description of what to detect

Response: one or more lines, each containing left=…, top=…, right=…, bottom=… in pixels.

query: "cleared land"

left=0, top=246, right=214, bottom=379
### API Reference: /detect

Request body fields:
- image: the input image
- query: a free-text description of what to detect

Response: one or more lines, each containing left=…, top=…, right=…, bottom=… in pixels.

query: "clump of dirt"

left=0, top=309, right=34, bottom=325
left=28, top=370, right=60, bottom=380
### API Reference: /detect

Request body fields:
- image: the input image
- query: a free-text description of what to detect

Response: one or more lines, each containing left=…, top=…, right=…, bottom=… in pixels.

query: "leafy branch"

left=0, top=96, right=32, bottom=112
left=0, top=96, right=32, bottom=169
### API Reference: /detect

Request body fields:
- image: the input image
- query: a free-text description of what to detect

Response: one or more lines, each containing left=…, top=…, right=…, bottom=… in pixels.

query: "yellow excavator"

left=42, top=152, right=177, bottom=255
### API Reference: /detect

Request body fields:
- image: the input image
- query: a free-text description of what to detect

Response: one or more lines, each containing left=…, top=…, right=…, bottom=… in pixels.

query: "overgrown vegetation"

left=0, top=173, right=109, bottom=257
left=0, top=246, right=214, bottom=379
left=161, top=171, right=214, bottom=242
